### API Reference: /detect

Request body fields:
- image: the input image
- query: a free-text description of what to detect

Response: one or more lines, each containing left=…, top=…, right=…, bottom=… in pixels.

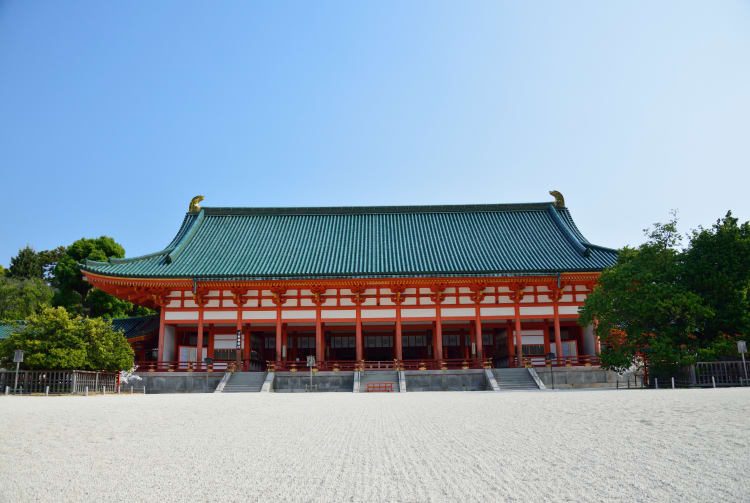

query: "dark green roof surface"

left=82, top=202, right=618, bottom=280
left=111, top=315, right=159, bottom=339
left=0, top=323, right=21, bottom=340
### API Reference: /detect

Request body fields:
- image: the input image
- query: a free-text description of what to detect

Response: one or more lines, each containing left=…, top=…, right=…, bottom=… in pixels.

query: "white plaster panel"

left=222, top=290, right=232, bottom=296
left=419, top=288, right=431, bottom=294
left=300, top=289, right=312, bottom=296
left=300, top=299, right=315, bottom=307
left=575, top=285, right=587, bottom=291
left=165, top=311, right=198, bottom=321
left=286, top=289, right=298, bottom=295
left=243, top=299, right=258, bottom=307
left=558, top=306, right=581, bottom=315
left=522, top=335, right=545, bottom=344
left=285, top=299, right=299, bottom=307
left=322, top=298, right=337, bottom=307
left=362, top=309, right=395, bottom=319
left=362, top=298, right=377, bottom=306
left=168, top=290, right=181, bottom=297
left=404, top=288, right=417, bottom=295
left=441, top=308, right=474, bottom=317
left=380, top=288, right=392, bottom=295
left=522, top=329, right=544, bottom=336
left=537, top=295, right=551, bottom=303
left=481, top=296, right=495, bottom=304
left=167, top=300, right=181, bottom=308
left=419, top=297, right=432, bottom=304
left=576, top=294, right=587, bottom=302
left=537, top=285, right=550, bottom=292
left=222, top=300, right=236, bottom=308
left=246, top=290, right=259, bottom=296
left=184, top=300, right=198, bottom=308
left=401, top=308, right=436, bottom=318
left=242, top=311, right=276, bottom=320
left=204, top=311, right=237, bottom=320
left=206, top=300, right=220, bottom=308
left=183, top=290, right=192, bottom=296
left=324, top=289, right=337, bottom=296
left=458, top=287, right=471, bottom=293
left=444, top=287, right=456, bottom=294
left=321, top=310, right=356, bottom=319
left=498, top=286, right=510, bottom=292
left=261, top=299, right=275, bottom=307
left=560, top=295, right=573, bottom=303
left=442, top=297, right=456, bottom=305
left=281, top=310, right=316, bottom=320
left=339, top=298, right=355, bottom=307
left=339, top=289, right=352, bottom=295
left=519, top=306, right=554, bottom=316
left=459, top=297, right=474, bottom=305
left=520, top=296, right=533, bottom=303
left=403, top=297, right=417, bottom=305
left=380, top=298, right=394, bottom=306
left=207, top=290, right=220, bottom=297
left=364, top=289, right=377, bottom=295
left=563, top=285, right=573, bottom=291
left=497, top=296, right=512, bottom=304
left=480, top=307, right=515, bottom=317
left=523, top=286, right=534, bottom=292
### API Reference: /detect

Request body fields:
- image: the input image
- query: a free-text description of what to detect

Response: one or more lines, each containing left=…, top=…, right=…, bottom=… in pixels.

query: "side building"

left=80, top=194, right=618, bottom=372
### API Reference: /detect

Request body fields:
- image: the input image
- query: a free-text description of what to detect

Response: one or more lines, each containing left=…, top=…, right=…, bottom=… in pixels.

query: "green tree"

left=0, top=276, right=54, bottom=322
left=682, top=212, right=750, bottom=357
left=52, top=236, right=149, bottom=318
left=8, top=246, right=43, bottom=279
left=579, top=215, right=712, bottom=373
left=0, top=306, right=133, bottom=371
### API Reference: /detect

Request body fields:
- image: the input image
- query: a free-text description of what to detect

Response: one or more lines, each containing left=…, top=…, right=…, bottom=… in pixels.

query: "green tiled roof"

left=111, top=315, right=159, bottom=339
left=81, top=202, right=618, bottom=280
left=0, top=323, right=22, bottom=340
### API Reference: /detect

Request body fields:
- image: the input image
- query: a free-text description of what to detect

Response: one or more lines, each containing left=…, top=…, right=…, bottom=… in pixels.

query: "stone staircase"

left=360, top=370, right=399, bottom=392
left=223, top=372, right=267, bottom=393
left=492, top=368, right=540, bottom=391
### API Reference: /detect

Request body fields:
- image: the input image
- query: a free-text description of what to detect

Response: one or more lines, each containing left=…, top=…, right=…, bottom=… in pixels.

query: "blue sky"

left=1, top=1, right=749, bottom=265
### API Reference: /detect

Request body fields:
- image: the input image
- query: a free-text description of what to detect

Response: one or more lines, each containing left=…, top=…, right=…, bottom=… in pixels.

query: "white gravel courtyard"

left=1, top=388, right=749, bottom=502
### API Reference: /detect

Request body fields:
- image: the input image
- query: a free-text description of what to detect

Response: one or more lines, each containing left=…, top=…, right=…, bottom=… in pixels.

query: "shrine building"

left=80, top=193, right=617, bottom=373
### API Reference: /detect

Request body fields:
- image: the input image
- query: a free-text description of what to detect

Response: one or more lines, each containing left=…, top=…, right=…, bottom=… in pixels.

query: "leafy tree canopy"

left=7, top=245, right=66, bottom=281
left=580, top=211, right=749, bottom=373
left=0, top=306, right=133, bottom=371
left=51, top=236, right=152, bottom=318
left=0, top=276, right=54, bottom=322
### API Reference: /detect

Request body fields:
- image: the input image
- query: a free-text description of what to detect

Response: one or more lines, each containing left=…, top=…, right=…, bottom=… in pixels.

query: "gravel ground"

left=1, top=388, right=749, bottom=502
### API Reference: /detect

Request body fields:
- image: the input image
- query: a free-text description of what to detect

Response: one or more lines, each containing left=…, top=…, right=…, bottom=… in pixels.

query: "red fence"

left=511, top=355, right=601, bottom=368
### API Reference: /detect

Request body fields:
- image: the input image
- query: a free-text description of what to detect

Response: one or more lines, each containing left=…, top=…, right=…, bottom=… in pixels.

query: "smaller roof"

left=0, top=323, right=21, bottom=340
left=111, top=315, right=160, bottom=339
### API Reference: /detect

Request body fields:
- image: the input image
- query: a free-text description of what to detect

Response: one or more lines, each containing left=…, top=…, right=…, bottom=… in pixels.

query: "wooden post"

left=355, top=305, right=363, bottom=361
left=315, top=307, right=324, bottom=363
left=207, top=325, right=215, bottom=360
left=394, top=308, right=402, bottom=361
left=157, top=307, right=166, bottom=362
left=474, top=306, right=483, bottom=359
left=434, top=316, right=443, bottom=361
left=553, top=302, right=563, bottom=361
left=275, top=308, right=283, bottom=361
left=196, top=307, right=204, bottom=365
left=514, top=304, right=523, bottom=366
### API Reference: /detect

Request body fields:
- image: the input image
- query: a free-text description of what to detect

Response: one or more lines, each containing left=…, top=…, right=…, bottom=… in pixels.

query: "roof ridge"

left=195, top=202, right=557, bottom=216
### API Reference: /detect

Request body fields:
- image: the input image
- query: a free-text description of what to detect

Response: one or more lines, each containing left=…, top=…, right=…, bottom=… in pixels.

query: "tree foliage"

left=8, top=246, right=44, bottom=279
left=0, top=306, right=133, bottom=371
left=580, top=212, right=750, bottom=373
left=0, top=276, right=54, bottom=322
left=51, top=236, right=151, bottom=318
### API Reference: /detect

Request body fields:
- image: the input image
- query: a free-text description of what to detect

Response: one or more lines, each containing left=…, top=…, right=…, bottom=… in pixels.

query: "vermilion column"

left=553, top=302, right=563, bottom=359
left=275, top=308, right=283, bottom=361
left=157, top=307, right=166, bottom=362
left=196, top=307, right=204, bottom=364
left=315, top=308, right=324, bottom=362
left=207, top=325, right=215, bottom=360
left=394, top=307, right=402, bottom=361
left=474, top=305, right=484, bottom=359
left=434, top=315, right=444, bottom=361
left=355, top=306, right=363, bottom=361
left=243, top=324, right=251, bottom=362
left=514, top=304, right=523, bottom=365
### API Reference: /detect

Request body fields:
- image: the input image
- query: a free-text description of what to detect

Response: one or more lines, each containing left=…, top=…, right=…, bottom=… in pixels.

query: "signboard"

left=236, top=330, right=242, bottom=349
left=306, top=355, right=315, bottom=367
left=738, top=341, right=747, bottom=354
left=13, top=350, right=23, bottom=363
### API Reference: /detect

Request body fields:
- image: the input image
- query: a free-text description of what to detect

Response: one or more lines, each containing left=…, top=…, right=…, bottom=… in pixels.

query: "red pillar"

left=514, top=304, right=523, bottom=365
left=543, top=323, right=551, bottom=356
left=434, top=310, right=444, bottom=361
left=243, top=324, right=251, bottom=367
left=355, top=306, right=363, bottom=361
left=394, top=308, right=402, bottom=361
left=196, top=307, right=204, bottom=364
left=474, top=305, right=483, bottom=359
left=275, top=308, right=282, bottom=361
left=157, top=307, right=166, bottom=362
left=207, top=325, right=215, bottom=360
left=315, top=308, right=324, bottom=363
left=553, top=302, right=563, bottom=361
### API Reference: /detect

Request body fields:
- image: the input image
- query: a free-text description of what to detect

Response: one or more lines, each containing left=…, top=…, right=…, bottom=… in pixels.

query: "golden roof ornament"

left=549, top=190, right=565, bottom=208
left=189, top=195, right=204, bottom=212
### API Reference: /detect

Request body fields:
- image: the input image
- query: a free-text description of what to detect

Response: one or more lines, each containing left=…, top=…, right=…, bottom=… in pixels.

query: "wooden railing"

left=366, top=382, right=394, bottom=392
left=511, top=355, right=601, bottom=368
left=134, top=361, right=237, bottom=373
left=266, top=359, right=492, bottom=372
